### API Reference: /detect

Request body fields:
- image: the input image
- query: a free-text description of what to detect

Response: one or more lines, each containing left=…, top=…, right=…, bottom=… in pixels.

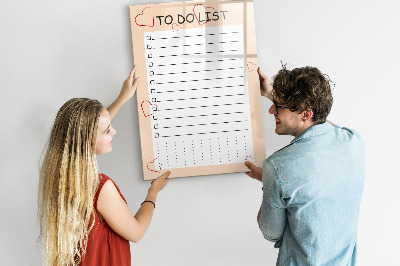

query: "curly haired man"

left=245, top=66, right=366, bottom=266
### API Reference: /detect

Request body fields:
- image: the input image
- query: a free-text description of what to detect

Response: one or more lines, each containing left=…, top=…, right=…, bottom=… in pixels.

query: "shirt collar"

left=290, top=122, right=334, bottom=144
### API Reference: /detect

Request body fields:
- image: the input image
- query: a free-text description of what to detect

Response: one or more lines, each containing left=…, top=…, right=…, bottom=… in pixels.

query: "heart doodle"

left=135, top=7, right=154, bottom=27
left=147, top=158, right=162, bottom=173
left=141, top=100, right=158, bottom=117
left=193, top=4, right=215, bottom=26
left=247, top=62, right=258, bottom=72
left=245, top=156, right=254, bottom=162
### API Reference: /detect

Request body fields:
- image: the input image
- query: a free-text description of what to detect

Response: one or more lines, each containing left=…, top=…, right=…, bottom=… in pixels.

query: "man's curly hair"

left=272, top=66, right=333, bottom=125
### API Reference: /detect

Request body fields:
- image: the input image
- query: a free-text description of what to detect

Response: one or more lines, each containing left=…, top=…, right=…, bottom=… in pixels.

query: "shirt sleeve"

left=258, top=159, right=287, bottom=246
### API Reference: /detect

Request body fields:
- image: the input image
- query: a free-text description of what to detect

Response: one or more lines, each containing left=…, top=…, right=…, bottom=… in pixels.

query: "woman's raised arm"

left=107, top=65, right=141, bottom=122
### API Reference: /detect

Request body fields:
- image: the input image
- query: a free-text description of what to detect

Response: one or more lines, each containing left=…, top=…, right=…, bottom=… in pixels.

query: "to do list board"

left=130, top=1, right=266, bottom=179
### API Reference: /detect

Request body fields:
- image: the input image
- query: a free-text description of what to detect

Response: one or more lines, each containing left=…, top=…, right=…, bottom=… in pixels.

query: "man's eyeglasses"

left=273, top=100, right=291, bottom=114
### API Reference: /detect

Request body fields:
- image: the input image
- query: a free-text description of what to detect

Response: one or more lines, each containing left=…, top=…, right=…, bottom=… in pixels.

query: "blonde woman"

left=38, top=66, right=170, bottom=266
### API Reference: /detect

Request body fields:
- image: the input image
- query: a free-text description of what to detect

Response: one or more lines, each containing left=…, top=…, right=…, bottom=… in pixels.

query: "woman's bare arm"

left=107, top=65, right=141, bottom=122
left=97, top=171, right=170, bottom=243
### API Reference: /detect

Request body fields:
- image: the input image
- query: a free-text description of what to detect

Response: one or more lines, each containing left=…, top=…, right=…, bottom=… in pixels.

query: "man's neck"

left=294, top=122, right=315, bottom=137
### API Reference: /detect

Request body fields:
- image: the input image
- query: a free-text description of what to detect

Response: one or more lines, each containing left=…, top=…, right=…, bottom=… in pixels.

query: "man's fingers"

left=245, top=161, right=255, bottom=171
left=258, top=67, right=266, bottom=79
left=245, top=172, right=253, bottom=177
left=245, top=172, right=256, bottom=179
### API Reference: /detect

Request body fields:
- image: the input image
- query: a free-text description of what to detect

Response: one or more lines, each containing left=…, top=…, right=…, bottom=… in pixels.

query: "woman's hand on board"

left=107, top=65, right=141, bottom=121
left=119, top=65, right=141, bottom=103
left=149, top=171, right=170, bottom=195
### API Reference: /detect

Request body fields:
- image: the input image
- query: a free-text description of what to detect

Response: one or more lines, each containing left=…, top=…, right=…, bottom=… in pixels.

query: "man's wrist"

left=265, top=92, right=274, bottom=101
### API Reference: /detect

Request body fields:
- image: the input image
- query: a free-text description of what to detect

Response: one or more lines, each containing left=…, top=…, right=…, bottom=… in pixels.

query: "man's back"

left=259, top=122, right=365, bottom=266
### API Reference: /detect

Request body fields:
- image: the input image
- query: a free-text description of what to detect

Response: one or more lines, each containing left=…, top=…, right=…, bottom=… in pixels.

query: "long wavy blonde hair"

left=38, top=98, right=104, bottom=265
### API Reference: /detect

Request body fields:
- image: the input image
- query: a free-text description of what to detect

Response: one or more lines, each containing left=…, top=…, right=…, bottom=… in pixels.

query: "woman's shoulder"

left=99, top=173, right=116, bottom=187
left=95, top=173, right=112, bottom=204
left=98, top=173, right=127, bottom=203
left=99, top=172, right=110, bottom=181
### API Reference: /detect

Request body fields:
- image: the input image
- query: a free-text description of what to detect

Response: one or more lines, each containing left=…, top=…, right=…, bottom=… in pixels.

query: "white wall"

left=1, top=0, right=399, bottom=265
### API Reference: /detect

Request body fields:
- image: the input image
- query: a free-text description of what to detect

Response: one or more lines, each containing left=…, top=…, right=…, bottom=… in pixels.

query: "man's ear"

left=302, top=109, right=313, bottom=122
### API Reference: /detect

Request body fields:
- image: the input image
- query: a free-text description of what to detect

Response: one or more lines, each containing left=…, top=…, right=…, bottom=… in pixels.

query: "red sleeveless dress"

left=81, top=173, right=131, bottom=266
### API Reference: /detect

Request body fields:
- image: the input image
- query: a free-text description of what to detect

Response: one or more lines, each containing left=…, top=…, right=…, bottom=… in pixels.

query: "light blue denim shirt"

left=258, top=122, right=365, bottom=266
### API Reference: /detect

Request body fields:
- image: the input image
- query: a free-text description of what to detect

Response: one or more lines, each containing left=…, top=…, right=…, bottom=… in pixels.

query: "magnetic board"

left=129, top=0, right=265, bottom=179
